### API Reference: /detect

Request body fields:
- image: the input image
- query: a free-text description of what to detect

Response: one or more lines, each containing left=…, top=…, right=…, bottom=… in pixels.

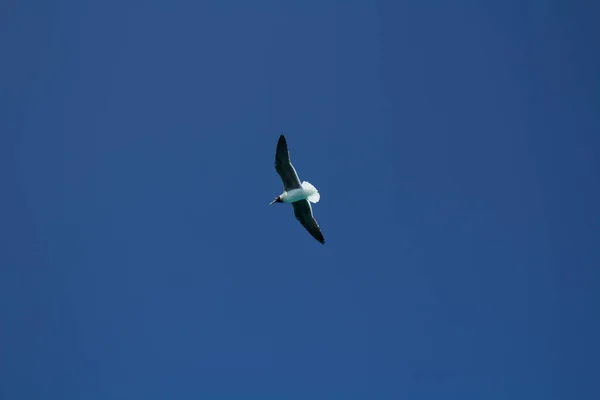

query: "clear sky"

left=1, top=1, right=599, bottom=399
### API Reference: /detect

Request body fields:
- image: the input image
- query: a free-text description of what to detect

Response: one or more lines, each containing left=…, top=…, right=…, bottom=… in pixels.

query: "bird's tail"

left=302, top=181, right=320, bottom=203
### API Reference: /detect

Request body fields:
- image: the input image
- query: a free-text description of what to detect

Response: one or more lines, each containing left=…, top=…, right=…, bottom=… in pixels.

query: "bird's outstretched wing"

left=292, top=199, right=325, bottom=244
left=275, top=135, right=302, bottom=191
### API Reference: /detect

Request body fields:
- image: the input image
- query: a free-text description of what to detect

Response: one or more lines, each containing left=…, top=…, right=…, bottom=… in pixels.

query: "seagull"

left=270, top=134, right=325, bottom=244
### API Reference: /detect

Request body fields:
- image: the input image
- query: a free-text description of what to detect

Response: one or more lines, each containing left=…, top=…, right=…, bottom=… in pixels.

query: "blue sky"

left=1, top=1, right=599, bottom=398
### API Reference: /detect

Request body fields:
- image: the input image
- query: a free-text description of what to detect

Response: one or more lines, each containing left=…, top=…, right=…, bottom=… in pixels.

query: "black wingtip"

left=276, top=134, right=286, bottom=148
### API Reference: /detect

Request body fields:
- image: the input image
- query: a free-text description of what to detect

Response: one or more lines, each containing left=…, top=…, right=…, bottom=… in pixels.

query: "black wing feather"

left=275, top=135, right=302, bottom=191
left=292, top=199, right=325, bottom=244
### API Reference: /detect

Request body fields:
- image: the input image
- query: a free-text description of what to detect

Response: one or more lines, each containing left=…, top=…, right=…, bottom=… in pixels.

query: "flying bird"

left=270, top=134, right=325, bottom=244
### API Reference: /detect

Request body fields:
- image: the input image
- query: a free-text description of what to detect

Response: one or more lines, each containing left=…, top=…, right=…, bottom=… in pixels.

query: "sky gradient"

left=1, top=1, right=599, bottom=399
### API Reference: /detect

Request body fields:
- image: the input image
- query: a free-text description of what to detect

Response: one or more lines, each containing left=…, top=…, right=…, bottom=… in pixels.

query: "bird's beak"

left=269, top=199, right=277, bottom=205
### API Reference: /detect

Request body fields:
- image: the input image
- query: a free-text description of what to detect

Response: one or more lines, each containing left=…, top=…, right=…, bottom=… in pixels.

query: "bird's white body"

left=281, top=181, right=320, bottom=204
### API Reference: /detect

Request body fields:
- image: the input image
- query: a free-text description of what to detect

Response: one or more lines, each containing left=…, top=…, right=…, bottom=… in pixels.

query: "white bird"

left=270, top=134, right=325, bottom=244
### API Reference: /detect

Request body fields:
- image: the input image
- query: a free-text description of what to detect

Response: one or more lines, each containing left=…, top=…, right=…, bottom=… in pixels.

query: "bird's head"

left=269, top=196, right=283, bottom=205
